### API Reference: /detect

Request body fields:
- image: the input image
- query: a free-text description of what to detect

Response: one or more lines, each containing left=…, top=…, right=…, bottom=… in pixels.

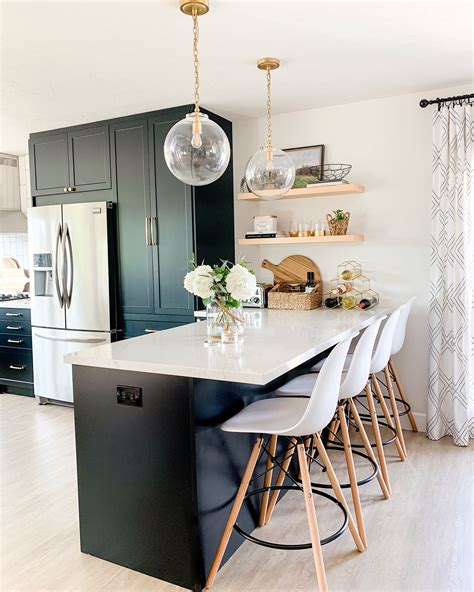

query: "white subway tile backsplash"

left=0, top=233, right=29, bottom=268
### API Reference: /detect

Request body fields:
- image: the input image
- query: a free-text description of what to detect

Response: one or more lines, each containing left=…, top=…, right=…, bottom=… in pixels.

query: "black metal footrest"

left=306, top=445, right=378, bottom=489
left=234, top=484, right=347, bottom=550
left=348, top=420, right=397, bottom=448
left=357, top=393, right=412, bottom=419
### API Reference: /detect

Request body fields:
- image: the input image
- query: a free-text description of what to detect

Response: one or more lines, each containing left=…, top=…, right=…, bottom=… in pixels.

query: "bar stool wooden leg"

left=259, top=435, right=277, bottom=527
left=326, top=415, right=340, bottom=443
left=337, top=404, right=367, bottom=548
left=389, top=358, right=418, bottom=432
left=297, top=442, right=328, bottom=592
left=348, top=399, right=390, bottom=500
left=313, top=433, right=366, bottom=552
left=265, top=437, right=297, bottom=525
left=371, top=375, right=406, bottom=462
left=204, top=437, right=263, bottom=591
left=364, top=383, right=392, bottom=495
left=384, top=366, right=408, bottom=457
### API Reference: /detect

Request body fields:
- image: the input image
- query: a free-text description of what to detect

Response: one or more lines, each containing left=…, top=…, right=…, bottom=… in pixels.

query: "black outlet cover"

left=117, top=385, right=143, bottom=407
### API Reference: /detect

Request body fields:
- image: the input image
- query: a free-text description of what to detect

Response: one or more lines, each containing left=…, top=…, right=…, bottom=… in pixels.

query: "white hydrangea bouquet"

left=184, top=259, right=257, bottom=341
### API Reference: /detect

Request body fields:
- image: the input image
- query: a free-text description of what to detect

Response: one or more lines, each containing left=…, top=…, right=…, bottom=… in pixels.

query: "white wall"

left=232, top=83, right=473, bottom=430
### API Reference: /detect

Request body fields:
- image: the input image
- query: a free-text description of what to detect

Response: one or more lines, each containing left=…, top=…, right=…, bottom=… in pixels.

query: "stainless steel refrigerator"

left=28, top=202, right=117, bottom=404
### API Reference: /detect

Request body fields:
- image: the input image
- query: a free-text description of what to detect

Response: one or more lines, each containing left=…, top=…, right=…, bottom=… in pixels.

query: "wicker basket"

left=267, top=283, right=322, bottom=310
left=326, top=212, right=350, bottom=236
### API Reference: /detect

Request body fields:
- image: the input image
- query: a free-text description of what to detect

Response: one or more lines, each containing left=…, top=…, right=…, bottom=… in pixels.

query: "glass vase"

left=206, top=301, right=244, bottom=343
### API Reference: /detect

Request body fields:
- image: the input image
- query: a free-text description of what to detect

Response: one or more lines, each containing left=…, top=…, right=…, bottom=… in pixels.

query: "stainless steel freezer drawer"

left=32, top=328, right=111, bottom=403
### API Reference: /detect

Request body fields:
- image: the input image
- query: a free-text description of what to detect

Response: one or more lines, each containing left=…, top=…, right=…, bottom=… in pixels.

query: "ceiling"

left=1, top=0, right=472, bottom=154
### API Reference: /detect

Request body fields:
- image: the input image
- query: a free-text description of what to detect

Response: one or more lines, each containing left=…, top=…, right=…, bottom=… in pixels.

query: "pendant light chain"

left=192, top=9, right=200, bottom=114
left=266, top=66, right=273, bottom=159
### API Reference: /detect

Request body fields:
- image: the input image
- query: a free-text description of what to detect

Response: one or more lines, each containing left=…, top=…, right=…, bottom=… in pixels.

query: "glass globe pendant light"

left=164, top=0, right=231, bottom=186
left=245, top=58, right=295, bottom=200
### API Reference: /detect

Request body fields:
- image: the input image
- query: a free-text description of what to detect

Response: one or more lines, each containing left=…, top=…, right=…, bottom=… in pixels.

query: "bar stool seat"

left=221, top=397, right=309, bottom=434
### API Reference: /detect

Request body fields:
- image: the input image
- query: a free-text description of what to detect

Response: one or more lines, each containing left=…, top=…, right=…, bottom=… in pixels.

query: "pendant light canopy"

left=164, top=0, right=230, bottom=186
left=245, top=58, right=295, bottom=200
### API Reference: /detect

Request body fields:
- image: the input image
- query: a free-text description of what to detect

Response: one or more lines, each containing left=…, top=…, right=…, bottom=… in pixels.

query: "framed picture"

left=283, top=144, right=325, bottom=188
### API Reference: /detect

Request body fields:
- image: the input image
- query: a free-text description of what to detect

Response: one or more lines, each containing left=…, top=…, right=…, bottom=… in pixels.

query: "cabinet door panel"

left=149, top=117, right=194, bottom=316
left=30, top=132, right=69, bottom=196
left=68, top=125, right=111, bottom=192
left=112, top=120, right=155, bottom=315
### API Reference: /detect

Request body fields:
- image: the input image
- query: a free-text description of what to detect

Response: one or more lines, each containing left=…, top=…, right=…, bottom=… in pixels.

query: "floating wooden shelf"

left=238, top=234, right=365, bottom=245
left=237, top=183, right=365, bottom=201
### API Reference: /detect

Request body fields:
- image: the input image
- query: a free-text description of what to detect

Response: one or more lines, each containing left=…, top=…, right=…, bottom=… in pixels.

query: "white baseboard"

left=402, top=412, right=426, bottom=433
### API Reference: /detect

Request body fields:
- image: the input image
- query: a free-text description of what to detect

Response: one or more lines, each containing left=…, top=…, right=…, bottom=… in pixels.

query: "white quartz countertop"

left=64, top=307, right=390, bottom=385
left=0, top=299, right=31, bottom=309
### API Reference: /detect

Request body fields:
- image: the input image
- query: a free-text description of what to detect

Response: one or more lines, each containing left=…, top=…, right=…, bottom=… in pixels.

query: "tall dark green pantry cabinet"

left=29, top=105, right=235, bottom=339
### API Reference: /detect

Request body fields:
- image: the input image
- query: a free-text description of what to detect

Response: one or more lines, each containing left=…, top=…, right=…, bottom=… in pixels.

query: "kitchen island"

left=65, top=307, right=387, bottom=591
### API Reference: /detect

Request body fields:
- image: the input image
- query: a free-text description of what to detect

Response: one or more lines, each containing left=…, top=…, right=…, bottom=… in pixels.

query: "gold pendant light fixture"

left=164, top=0, right=231, bottom=186
left=245, top=58, right=295, bottom=200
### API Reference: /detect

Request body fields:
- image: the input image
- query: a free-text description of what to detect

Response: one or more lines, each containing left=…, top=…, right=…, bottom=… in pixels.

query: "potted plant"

left=184, top=260, right=256, bottom=342
left=326, top=209, right=350, bottom=235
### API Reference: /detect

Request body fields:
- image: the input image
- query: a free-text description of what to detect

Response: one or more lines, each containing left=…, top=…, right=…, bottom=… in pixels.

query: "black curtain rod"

left=419, top=93, right=474, bottom=109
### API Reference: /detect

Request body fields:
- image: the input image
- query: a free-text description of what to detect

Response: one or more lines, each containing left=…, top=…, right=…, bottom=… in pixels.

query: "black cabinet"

left=30, top=124, right=111, bottom=196
left=29, top=105, right=234, bottom=338
left=149, top=115, right=194, bottom=317
left=0, top=307, right=34, bottom=398
left=68, top=126, right=111, bottom=192
left=111, top=119, right=155, bottom=316
left=29, top=131, right=69, bottom=196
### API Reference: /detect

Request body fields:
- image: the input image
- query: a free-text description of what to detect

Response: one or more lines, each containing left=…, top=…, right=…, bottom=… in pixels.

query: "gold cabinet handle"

left=144, top=328, right=159, bottom=333
left=7, top=339, right=23, bottom=344
left=9, top=364, right=26, bottom=371
left=145, top=217, right=151, bottom=246
left=6, top=326, right=22, bottom=330
left=5, top=312, right=22, bottom=317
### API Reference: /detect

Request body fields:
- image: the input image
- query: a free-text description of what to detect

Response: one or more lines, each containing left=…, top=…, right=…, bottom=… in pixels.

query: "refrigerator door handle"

left=35, top=333, right=108, bottom=344
left=55, top=224, right=65, bottom=308
left=64, top=223, right=74, bottom=309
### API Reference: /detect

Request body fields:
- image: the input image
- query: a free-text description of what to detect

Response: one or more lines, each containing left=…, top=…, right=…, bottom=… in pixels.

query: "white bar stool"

left=387, top=297, right=418, bottom=432
left=204, top=336, right=364, bottom=592
left=273, top=317, right=391, bottom=547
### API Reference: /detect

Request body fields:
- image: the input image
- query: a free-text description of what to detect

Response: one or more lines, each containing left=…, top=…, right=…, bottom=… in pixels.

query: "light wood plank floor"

left=1, top=393, right=473, bottom=592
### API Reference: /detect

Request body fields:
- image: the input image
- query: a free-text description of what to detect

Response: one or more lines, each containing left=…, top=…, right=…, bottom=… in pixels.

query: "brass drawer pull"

left=9, top=364, right=26, bottom=371
left=6, top=326, right=23, bottom=330
left=5, top=312, right=22, bottom=317
left=144, top=328, right=159, bottom=333
left=7, top=339, right=24, bottom=344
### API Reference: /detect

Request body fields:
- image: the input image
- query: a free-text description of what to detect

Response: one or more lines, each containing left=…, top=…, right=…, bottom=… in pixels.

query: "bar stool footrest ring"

left=234, top=484, right=348, bottom=549
left=309, top=445, right=378, bottom=488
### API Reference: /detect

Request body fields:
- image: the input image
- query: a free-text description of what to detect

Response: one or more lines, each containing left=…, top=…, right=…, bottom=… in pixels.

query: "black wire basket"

left=314, top=164, right=352, bottom=183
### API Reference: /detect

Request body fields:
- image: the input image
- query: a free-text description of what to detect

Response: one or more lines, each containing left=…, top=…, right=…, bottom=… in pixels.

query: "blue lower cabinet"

left=0, top=307, right=34, bottom=398
left=122, top=317, right=193, bottom=339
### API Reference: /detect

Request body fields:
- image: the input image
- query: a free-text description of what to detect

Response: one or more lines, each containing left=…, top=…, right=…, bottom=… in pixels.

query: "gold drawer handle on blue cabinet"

left=9, top=365, right=26, bottom=371
left=6, top=326, right=23, bottom=330
left=5, top=312, right=22, bottom=317
left=7, top=339, right=23, bottom=344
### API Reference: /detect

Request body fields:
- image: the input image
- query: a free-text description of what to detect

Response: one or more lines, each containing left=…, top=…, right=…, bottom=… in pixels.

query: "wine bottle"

left=305, top=272, right=316, bottom=293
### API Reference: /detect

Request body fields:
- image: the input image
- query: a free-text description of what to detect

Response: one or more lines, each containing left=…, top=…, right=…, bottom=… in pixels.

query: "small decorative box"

left=253, top=215, right=277, bottom=233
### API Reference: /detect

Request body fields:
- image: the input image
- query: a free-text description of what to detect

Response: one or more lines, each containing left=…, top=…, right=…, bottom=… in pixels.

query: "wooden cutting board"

left=262, top=255, right=321, bottom=284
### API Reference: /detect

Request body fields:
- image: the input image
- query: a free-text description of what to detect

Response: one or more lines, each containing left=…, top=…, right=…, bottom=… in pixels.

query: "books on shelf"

left=244, top=231, right=287, bottom=239
left=306, top=180, right=349, bottom=187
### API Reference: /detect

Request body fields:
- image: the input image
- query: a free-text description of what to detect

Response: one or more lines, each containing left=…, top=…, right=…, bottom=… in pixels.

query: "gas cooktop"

left=0, top=292, right=30, bottom=302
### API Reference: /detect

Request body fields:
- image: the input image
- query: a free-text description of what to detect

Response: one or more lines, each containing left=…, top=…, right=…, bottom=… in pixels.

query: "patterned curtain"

left=428, top=104, right=473, bottom=446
